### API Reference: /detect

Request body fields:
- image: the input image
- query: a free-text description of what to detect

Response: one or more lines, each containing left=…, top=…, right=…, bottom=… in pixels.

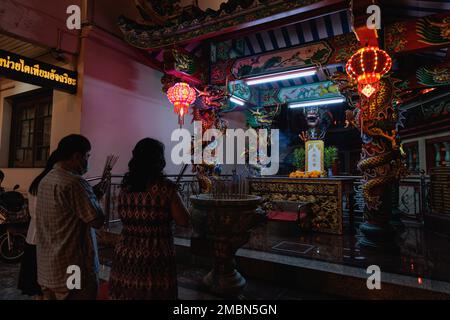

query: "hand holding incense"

left=94, top=154, right=119, bottom=199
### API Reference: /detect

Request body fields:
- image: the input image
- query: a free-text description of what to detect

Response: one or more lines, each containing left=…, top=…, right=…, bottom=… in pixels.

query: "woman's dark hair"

left=56, top=134, right=91, bottom=160
left=0, top=170, right=4, bottom=182
left=122, top=138, right=166, bottom=192
left=28, top=151, right=60, bottom=196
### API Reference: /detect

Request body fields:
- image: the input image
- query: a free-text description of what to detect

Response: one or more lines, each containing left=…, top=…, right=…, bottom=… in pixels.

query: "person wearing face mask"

left=35, top=134, right=106, bottom=300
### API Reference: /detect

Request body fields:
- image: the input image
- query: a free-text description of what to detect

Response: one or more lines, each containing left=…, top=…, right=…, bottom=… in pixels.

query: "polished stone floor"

left=0, top=262, right=28, bottom=300
left=3, top=218, right=449, bottom=300
left=0, top=260, right=338, bottom=300
left=102, top=217, right=450, bottom=293
left=174, top=219, right=450, bottom=284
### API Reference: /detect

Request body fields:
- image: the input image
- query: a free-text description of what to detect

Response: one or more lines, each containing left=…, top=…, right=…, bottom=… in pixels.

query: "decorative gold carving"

left=248, top=178, right=345, bottom=234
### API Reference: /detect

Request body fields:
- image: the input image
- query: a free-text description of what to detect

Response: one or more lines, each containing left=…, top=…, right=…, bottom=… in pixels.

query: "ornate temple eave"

left=118, top=0, right=346, bottom=50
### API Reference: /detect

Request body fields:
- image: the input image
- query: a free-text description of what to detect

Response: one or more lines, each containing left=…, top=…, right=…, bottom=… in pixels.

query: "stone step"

left=97, top=221, right=450, bottom=300
left=174, top=236, right=450, bottom=300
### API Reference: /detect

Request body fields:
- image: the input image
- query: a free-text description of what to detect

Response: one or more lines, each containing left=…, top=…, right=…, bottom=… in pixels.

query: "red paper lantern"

left=166, top=82, right=196, bottom=126
left=346, top=46, right=392, bottom=98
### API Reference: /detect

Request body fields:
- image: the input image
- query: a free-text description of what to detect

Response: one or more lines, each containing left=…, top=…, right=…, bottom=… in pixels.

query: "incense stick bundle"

left=101, top=154, right=119, bottom=181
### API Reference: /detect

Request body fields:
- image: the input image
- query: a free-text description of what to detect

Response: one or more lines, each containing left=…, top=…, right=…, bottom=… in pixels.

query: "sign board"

left=305, top=140, right=324, bottom=172
left=0, top=49, right=77, bottom=94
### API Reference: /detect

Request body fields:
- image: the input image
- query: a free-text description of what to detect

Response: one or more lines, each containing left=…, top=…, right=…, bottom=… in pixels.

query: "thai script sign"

left=0, top=49, right=77, bottom=94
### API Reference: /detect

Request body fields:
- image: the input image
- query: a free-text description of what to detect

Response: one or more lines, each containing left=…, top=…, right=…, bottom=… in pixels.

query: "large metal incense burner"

left=190, top=192, right=262, bottom=296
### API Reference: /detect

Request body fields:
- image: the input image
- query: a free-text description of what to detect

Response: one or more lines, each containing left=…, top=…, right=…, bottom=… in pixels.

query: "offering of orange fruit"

left=289, top=170, right=322, bottom=178
left=289, top=170, right=305, bottom=178
left=305, top=170, right=322, bottom=178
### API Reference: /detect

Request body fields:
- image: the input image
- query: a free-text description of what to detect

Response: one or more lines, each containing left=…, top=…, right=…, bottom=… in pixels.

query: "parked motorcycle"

left=0, top=185, right=28, bottom=263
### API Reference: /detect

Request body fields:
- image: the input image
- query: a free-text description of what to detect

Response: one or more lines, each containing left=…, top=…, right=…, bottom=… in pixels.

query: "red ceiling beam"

left=137, top=0, right=348, bottom=50
left=350, top=0, right=379, bottom=47
left=211, top=0, right=348, bottom=43
left=385, top=12, right=450, bottom=56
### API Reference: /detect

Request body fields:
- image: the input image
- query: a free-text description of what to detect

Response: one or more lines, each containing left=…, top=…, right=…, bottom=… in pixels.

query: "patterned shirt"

left=36, top=164, right=103, bottom=289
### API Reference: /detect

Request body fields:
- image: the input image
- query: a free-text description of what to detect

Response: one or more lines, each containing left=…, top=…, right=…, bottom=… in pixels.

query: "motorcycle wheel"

left=0, top=232, right=26, bottom=263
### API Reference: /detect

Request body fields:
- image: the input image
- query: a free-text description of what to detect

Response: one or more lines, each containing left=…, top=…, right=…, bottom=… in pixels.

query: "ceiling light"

left=245, top=67, right=317, bottom=86
left=289, top=97, right=345, bottom=108
left=229, top=95, right=246, bottom=106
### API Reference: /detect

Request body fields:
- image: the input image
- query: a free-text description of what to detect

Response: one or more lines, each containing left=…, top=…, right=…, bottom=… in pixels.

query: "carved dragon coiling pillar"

left=191, top=85, right=228, bottom=193
left=350, top=78, right=408, bottom=250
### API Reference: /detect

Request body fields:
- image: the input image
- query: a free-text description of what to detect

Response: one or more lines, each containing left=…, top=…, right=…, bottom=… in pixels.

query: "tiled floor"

left=174, top=219, right=450, bottom=284
left=4, top=219, right=449, bottom=300
left=0, top=262, right=29, bottom=300
left=175, top=263, right=338, bottom=300
left=0, top=261, right=337, bottom=300
left=100, top=219, right=450, bottom=296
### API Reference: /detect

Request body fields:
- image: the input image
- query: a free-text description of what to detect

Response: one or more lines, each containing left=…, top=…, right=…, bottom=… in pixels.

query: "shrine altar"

left=248, top=177, right=357, bottom=235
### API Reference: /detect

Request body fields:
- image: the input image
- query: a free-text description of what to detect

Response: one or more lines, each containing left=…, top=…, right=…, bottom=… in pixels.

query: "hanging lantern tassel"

left=346, top=47, right=392, bottom=100
left=173, top=102, right=189, bottom=125
left=167, top=82, right=197, bottom=126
